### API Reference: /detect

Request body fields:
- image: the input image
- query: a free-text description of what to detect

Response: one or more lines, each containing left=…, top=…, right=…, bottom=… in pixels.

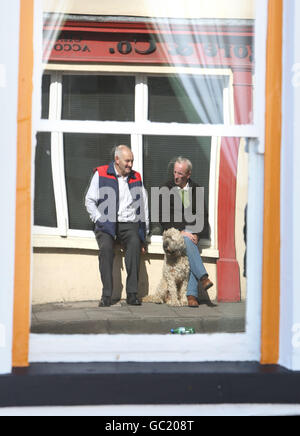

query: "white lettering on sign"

left=0, top=64, right=7, bottom=88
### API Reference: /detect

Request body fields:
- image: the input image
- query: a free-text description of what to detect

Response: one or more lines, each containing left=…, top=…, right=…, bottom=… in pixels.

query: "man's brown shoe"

left=187, top=296, right=199, bottom=308
left=200, top=276, right=214, bottom=291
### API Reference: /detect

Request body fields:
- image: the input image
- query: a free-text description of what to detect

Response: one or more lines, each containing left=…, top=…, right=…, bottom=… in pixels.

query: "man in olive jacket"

left=159, top=157, right=214, bottom=307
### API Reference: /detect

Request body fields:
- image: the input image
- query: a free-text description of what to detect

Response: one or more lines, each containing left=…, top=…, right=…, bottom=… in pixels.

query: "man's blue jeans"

left=184, top=237, right=208, bottom=298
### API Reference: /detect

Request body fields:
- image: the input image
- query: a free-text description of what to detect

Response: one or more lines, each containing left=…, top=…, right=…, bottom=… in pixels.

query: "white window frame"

left=29, top=0, right=268, bottom=364
left=279, top=0, right=300, bottom=371
left=0, top=0, right=20, bottom=375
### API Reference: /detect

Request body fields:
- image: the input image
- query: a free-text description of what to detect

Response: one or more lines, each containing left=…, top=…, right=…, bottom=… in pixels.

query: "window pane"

left=43, top=6, right=256, bottom=126
left=34, top=132, right=57, bottom=227
left=62, top=75, right=135, bottom=121
left=148, top=76, right=227, bottom=124
left=41, top=74, right=50, bottom=119
left=143, top=135, right=211, bottom=239
left=64, top=133, right=131, bottom=230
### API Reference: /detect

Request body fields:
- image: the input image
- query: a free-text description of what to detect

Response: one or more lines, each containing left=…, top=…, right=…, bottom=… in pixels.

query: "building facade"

left=33, top=0, right=253, bottom=305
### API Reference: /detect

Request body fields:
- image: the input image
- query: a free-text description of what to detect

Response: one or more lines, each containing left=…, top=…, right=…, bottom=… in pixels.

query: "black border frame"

left=0, top=362, right=300, bottom=407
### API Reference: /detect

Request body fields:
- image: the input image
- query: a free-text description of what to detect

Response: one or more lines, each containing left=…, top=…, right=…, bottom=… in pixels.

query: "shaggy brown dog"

left=144, top=228, right=190, bottom=306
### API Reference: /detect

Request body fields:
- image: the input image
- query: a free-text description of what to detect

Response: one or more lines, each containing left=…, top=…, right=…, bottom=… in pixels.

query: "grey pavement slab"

left=31, top=300, right=246, bottom=335
left=34, top=309, right=90, bottom=323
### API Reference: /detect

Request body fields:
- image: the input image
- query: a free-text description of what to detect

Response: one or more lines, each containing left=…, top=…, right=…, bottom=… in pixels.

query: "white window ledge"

left=32, top=234, right=219, bottom=259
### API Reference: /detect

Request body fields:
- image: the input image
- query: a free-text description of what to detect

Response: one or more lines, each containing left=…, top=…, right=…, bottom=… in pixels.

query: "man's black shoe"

left=127, top=294, right=142, bottom=306
left=99, top=296, right=112, bottom=307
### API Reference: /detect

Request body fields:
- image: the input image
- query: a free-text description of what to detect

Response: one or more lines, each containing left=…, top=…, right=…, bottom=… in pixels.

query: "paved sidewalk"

left=31, top=300, right=246, bottom=335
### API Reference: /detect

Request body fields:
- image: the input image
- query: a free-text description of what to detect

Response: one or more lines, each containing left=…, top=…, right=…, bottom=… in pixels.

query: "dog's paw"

left=168, top=299, right=182, bottom=307
left=142, top=295, right=153, bottom=303
left=181, top=297, right=189, bottom=307
left=143, top=295, right=163, bottom=304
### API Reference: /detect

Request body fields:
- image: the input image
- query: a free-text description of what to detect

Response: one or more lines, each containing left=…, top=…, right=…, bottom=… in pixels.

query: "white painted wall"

left=0, top=404, right=299, bottom=416
left=0, top=1, right=20, bottom=375
left=43, top=0, right=255, bottom=19
left=280, top=0, right=300, bottom=371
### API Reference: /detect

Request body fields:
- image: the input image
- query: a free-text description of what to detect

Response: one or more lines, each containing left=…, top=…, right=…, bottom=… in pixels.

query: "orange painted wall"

left=260, top=0, right=283, bottom=364
left=12, top=0, right=34, bottom=367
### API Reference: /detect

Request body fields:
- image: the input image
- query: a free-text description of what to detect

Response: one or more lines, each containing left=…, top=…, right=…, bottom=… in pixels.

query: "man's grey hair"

left=112, top=145, right=132, bottom=159
left=175, top=156, right=193, bottom=173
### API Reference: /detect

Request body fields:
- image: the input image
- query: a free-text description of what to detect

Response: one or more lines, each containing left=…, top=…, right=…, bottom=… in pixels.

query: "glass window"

left=148, top=75, right=227, bottom=124
left=37, top=73, right=220, bottom=239
left=34, top=132, right=57, bottom=227
left=63, top=133, right=131, bottom=230
left=41, top=74, right=50, bottom=119
left=30, top=0, right=268, bottom=356
left=62, top=75, right=135, bottom=121
left=143, top=135, right=211, bottom=239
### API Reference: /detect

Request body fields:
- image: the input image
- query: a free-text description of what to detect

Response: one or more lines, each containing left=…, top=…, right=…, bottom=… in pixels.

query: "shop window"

left=148, top=76, right=226, bottom=124
left=62, top=75, right=135, bottom=122
left=35, top=71, right=226, bottom=246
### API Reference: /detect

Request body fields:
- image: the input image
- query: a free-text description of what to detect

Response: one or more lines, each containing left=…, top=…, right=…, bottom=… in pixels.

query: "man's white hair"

left=114, top=145, right=132, bottom=159
left=175, top=156, right=193, bottom=173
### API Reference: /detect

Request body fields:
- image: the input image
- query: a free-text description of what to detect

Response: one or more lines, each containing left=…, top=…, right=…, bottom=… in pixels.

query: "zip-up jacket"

left=85, top=162, right=148, bottom=243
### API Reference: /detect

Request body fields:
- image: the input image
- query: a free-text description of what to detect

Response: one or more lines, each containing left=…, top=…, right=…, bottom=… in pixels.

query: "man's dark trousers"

left=95, top=223, right=141, bottom=298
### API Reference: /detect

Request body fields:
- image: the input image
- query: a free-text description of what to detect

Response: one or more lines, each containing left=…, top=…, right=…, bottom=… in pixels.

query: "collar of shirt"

left=177, top=181, right=190, bottom=191
left=114, top=165, right=128, bottom=181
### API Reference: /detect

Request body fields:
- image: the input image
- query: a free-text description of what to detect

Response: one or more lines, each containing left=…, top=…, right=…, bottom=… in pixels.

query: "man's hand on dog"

left=181, top=231, right=199, bottom=245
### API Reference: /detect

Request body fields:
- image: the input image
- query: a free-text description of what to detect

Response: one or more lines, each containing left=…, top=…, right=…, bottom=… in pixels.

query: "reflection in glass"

left=32, top=135, right=248, bottom=335
left=31, top=2, right=256, bottom=335
left=34, top=132, right=57, bottom=228
left=149, top=75, right=227, bottom=124
left=64, top=133, right=131, bottom=230
left=62, top=76, right=135, bottom=122
left=143, top=135, right=211, bottom=240
left=41, top=74, right=50, bottom=119
left=43, top=5, right=255, bottom=125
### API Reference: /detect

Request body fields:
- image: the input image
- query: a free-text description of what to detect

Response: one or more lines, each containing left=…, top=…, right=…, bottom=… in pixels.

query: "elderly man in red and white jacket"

left=85, top=145, right=149, bottom=307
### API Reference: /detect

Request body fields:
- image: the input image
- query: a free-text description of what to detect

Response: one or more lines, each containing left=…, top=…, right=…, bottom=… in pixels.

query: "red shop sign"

left=43, top=21, right=254, bottom=69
